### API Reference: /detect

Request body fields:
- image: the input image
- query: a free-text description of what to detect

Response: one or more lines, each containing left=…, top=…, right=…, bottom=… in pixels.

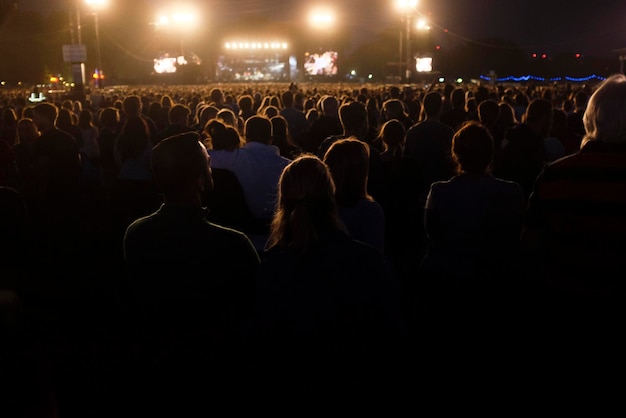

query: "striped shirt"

left=524, top=140, right=626, bottom=292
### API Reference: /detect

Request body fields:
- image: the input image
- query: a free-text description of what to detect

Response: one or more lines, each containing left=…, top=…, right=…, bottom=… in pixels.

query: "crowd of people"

left=0, top=77, right=623, bottom=414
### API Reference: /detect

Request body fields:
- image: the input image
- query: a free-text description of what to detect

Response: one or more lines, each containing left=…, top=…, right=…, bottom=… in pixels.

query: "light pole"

left=85, top=0, right=107, bottom=88
left=395, top=0, right=418, bottom=83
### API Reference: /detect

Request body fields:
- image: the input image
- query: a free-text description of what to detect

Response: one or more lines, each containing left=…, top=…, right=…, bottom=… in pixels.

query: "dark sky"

left=18, top=0, right=626, bottom=57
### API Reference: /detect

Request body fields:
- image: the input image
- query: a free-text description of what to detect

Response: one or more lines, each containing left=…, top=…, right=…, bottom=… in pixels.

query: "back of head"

left=262, top=105, right=280, bottom=119
left=474, top=86, right=490, bottom=105
left=478, top=99, right=499, bottom=126
left=209, top=88, right=223, bottom=105
left=423, top=92, right=443, bottom=118
left=323, top=137, right=370, bottom=206
left=321, top=95, right=339, bottom=116
left=525, top=98, right=552, bottom=125
left=244, top=115, right=273, bottom=144
left=389, top=86, right=401, bottom=99
left=452, top=121, right=494, bottom=174
left=55, top=108, right=74, bottom=130
left=281, top=91, right=294, bottom=108
left=78, top=109, right=93, bottom=129
left=269, top=155, right=340, bottom=250
left=168, top=104, right=191, bottom=125
left=205, top=118, right=241, bottom=151
left=270, top=115, right=288, bottom=140
left=451, top=88, right=466, bottom=109
left=217, top=108, right=237, bottom=128
left=33, top=102, right=58, bottom=124
left=238, top=94, right=253, bottom=111
left=152, top=131, right=208, bottom=199
left=99, top=107, right=119, bottom=128
left=338, top=101, right=368, bottom=133
left=378, top=119, right=406, bottom=150
left=16, top=118, right=39, bottom=143
left=574, top=90, right=588, bottom=109
left=382, top=99, right=406, bottom=119
left=583, top=73, right=626, bottom=145
left=123, top=95, right=142, bottom=116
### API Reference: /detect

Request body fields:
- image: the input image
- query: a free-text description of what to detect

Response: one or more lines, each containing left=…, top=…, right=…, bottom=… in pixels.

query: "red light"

left=541, top=53, right=547, bottom=59
left=532, top=53, right=537, bottom=58
left=444, top=28, right=448, bottom=33
left=575, top=53, right=581, bottom=58
left=435, top=45, right=441, bottom=50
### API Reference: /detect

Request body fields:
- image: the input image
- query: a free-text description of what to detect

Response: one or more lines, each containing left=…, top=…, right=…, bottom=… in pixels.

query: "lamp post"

left=85, top=0, right=107, bottom=88
left=395, top=0, right=418, bottom=83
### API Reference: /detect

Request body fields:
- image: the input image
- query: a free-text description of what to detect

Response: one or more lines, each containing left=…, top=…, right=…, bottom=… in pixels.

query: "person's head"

left=450, top=87, right=466, bottom=109
left=262, top=105, right=279, bottom=119
left=244, top=115, right=273, bottom=144
left=167, top=103, right=191, bottom=126
left=209, top=88, right=224, bottom=105
left=270, top=115, right=289, bottom=143
left=321, top=95, right=339, bottom=117
left=306, top=108, right=319, bottom=124
left=477, top=99, right=499, bottom=126
left=118, top=115, right=150, bottom=160
left=122, top=95, right=142, bottom=116
left=573, top=90, right=588, bottom=110
left=452, top=121, right=494, bottom=175
left=338, top=101, right=368, bottom=137
left=281, top=91, right=294, bottom=108
left=267, top=154, right=341, bottom=251
left=160, top=94, right=174, bottom=108
left=422, top=91, right=443, bottom=119
left=32, top=102, right=58, bottom=132
left=323, top=137, right=371, bottom=206
left=16, top=118, right=39, bottom=144
left=378, top=119, right=406, bottom=153
left=204, top=118, right=241, bottom=151
left=238, top=94, right=253, bottom=113
left=200, top=105, right=220, bottom=127
left=582, top=73, right=626, bottom=146
left=98, top=107, right=119, bottom=129
left=55, top=108, right=74, bottom=131
left=78, top=109, right=94, bottom=129
left=151, top=131, right=212, bottom=205
left=2, top=107, right=17, bottom=123
left=216, top=108, right=238, bottom=128
left=524, top=98, right=553, bottom=137
left=381, top=99, right=406, bottom=120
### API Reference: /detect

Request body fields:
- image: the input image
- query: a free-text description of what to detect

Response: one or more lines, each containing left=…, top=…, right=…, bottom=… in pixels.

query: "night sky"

left=17, top=0, right=626, bottom=57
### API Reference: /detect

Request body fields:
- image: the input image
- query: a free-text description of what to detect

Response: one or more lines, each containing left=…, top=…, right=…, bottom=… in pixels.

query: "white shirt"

left=209, top=141, right=291, bottom=219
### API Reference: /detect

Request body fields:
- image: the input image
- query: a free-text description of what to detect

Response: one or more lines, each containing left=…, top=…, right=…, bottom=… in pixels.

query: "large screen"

left=304, top=51, right=338, bottom=76
left=415, top=57, right=433, bottom=73
left=153, top=53, right=201, bottom=75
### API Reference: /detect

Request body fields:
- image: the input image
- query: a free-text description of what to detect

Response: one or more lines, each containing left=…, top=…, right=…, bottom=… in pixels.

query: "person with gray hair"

left=521, top=74, right=625, bottom=394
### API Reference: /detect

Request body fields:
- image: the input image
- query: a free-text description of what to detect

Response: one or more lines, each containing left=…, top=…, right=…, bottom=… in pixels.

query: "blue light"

left=479, top=74, right=605, bottom=83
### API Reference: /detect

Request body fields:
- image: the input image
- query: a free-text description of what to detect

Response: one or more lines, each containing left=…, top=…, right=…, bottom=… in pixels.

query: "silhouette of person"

left=252, top=154, right=405, bottom=397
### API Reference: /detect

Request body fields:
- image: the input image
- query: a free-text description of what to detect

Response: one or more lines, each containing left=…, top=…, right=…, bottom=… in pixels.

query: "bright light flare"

left=395, top=0, right=418, bottom=13
left=416, top=18, right=430, bottom=31
left=85, top=0, right=108, bottom=10
left=155, top=4, right=199, bottom=31
left=309, top=7, right=336, bottom=27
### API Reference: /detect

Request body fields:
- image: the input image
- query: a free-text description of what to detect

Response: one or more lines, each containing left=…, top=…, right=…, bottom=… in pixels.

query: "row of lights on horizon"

left=532, top=53, right=583, bottom=59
